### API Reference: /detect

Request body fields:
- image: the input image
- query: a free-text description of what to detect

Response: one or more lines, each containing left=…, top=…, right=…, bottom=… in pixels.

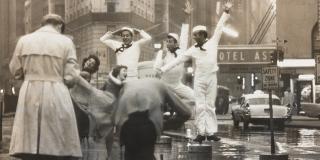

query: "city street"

left=159, top=116, right=320, bottom=160
left=1, top=115, right=320, bottom=159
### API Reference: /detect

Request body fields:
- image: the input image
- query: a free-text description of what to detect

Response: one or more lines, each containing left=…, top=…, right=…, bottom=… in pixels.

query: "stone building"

left=65, top=0, right=155, bottom=86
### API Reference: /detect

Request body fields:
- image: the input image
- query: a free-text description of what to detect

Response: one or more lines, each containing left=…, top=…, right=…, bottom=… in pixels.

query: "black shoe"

left=207, top=135, right=221, bottom=141
left=193, top=135, right=206, bottom=144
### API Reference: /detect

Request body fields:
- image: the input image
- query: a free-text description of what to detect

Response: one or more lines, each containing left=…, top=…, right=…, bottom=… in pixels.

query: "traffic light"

left=278, top=49, right=284, bottom=62
left=270, top=51, right=278, bottom=64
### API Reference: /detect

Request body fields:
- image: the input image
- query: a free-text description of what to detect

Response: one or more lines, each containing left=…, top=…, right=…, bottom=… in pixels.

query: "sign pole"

left=260, top=66, right=288, bottom=160
left=268, top=89, right=275, bottom=154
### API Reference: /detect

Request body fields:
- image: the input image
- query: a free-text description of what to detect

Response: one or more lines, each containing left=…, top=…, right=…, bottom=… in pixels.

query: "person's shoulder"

left=58, top=34, right=74, bottom=43
left=19, top=33, right=34, bottom=42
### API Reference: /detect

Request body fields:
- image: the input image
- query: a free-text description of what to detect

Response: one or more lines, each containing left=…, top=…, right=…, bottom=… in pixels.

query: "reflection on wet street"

left=155, top=122, right=320, bottom=160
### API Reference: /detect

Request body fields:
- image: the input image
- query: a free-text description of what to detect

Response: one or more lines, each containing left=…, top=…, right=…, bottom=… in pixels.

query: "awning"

left=277, top=59, right=315, bottom=68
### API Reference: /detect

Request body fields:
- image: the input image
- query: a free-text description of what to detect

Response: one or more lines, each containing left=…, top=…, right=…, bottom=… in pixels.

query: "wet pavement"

left=158, top=120, right=320, bottom=160
left=1, top=116, right=320, bottom=159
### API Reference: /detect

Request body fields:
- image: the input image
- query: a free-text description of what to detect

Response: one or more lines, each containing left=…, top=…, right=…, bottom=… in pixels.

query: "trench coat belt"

left=24, top=75, right=63, bottom=82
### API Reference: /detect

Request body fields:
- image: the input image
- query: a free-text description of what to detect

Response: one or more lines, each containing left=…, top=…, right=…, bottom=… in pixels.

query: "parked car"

left=301, top=103, right=320, bottom=119
left=231, top=90, right=290, bottom=129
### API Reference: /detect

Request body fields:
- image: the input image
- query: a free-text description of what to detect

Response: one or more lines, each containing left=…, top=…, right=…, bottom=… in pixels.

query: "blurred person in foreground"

left=156, top=2, right=233, bottom=143
left=9, top=14, right=82, bottom=160
left=113, top=78, right=192, bottom=160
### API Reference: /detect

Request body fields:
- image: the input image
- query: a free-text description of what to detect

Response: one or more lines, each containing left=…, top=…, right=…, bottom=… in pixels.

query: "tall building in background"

left=65, top=0, right=155, bottom=86
left=0, top=0, right=25, bottom=93
left=153, top=0, right=221, bottom=45
left=153, top=0, right=185, bottom=43
left=25, top=0, right=65, bottom=33
left=277, top=0, right=317, bottom=59
left=219, top=0, right=276, bottom=45
left=217, top=0, right=277, bottom=96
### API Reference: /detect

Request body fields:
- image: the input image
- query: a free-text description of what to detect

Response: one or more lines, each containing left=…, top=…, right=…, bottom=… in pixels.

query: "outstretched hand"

left=155, top=68, right=163, bottom=79
left=224, top=1, right=233, bottom=12
left=183, top=0, right=193, bottom=15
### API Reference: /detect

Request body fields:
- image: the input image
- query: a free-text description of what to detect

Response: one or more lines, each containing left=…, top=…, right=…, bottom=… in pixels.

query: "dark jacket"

left=113, top=78, right=192, bottom=137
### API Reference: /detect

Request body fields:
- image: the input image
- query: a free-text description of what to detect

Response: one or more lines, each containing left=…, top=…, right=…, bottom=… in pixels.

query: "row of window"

left=66, top=6, right=90, bottom=21
left=132, top=7, right=154, bottom=22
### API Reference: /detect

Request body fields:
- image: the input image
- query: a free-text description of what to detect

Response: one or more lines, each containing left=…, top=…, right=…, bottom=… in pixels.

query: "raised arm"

left=160, top=48, right=192, bottom=73
left=135, top=29, right=152, bottom=45
left=99, top=31, right=121, bottom=51
left=153, top=50, right=165, bottom=70
left=180, top=0, right=192, bottom=50
left=208, top=2, right=232, bottom=45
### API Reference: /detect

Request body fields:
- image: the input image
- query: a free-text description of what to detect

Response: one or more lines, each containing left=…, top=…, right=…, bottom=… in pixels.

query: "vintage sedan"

left=231, top=90, right=290, bottom=129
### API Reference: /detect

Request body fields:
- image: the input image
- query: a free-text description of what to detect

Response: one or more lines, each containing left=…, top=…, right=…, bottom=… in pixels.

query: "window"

left=107, top=2, right=116, bottom=12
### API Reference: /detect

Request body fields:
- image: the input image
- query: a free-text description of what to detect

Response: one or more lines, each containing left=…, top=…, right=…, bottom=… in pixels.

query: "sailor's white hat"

left=167, top=33, right=180, bottom=43
left=192, top=25, right=207, bottom=33
left=120, top=27, right=134, bottom=35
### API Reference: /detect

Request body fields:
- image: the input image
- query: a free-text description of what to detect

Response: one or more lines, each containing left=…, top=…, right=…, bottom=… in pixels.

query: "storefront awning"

left=277, top=59, right=315, bottom=68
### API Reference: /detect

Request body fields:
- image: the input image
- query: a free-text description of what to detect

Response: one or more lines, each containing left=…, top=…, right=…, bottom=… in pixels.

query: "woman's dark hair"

left=112, top=65, right=128, bottom=77
left=82, top=55, right=100, bottom=74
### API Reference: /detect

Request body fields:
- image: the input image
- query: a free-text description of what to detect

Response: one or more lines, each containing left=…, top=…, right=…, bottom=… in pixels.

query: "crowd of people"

left=8, top=1, right=233, bottom=160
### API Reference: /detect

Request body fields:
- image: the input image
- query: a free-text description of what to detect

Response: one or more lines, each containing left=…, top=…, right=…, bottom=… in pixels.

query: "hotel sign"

left=217, top=45, right=276, bottom=64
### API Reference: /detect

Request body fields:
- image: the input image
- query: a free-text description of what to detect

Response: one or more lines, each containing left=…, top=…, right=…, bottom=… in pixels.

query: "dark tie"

left=195, top=41, right=207, bottom=51
left=169, top=47, right=180, bottom=57
left=115, top=43, right=132, bottom=53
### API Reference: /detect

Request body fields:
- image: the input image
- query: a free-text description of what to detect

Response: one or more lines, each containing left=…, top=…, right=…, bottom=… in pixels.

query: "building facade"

left=276, top=0, right=318, bottom=103
left=0, top=0, right=25, bottom=93
left=65, top=0, right=155, bottom=87
left=277, top=0, right=317, bottom=59
left=25, top=0, right=65, bottom=33
left=217, top=0, right=277, bottom=96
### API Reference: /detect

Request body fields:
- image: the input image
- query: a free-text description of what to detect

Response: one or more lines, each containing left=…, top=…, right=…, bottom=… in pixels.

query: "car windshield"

left=247, top=98, right=281, bottom=105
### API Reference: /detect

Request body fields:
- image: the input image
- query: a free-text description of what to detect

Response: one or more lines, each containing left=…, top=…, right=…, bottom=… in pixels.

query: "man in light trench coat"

left=9, top=14, right=82, bottom=160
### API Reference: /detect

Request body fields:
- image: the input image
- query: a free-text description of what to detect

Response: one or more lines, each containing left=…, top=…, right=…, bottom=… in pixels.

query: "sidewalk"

left=216, top=113, right=320, bottom=129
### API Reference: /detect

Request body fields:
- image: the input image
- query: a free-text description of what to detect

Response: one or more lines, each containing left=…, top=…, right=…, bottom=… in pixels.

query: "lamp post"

left=0, top=89, right=4, bottom=142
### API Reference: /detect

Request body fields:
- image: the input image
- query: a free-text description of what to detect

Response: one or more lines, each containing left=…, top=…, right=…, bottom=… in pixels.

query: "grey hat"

left=41, top=14, right=65, bottom=26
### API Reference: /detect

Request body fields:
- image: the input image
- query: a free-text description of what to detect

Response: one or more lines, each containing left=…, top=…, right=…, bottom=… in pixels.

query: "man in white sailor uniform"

left=156, top=2, right=233, bottom=143
left=154, top=32, right=195, bottom=107
left=100, top=27, right=152, bottom=81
